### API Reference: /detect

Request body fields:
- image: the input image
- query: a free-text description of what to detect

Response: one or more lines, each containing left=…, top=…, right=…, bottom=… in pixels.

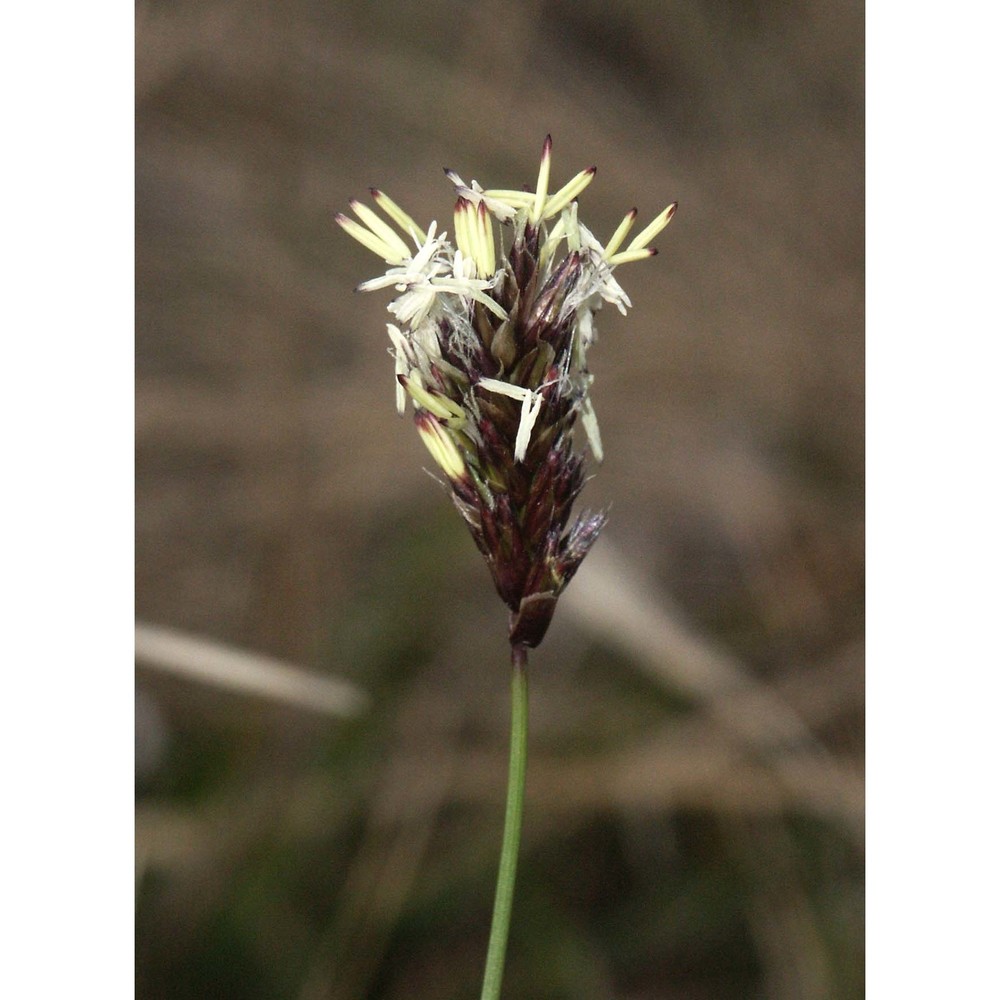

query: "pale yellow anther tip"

left=531, top=134, right=553, bottom=223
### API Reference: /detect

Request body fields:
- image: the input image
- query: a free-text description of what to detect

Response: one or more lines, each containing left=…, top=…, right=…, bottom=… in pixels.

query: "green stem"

left=479, top=643, right=529, bottom=1000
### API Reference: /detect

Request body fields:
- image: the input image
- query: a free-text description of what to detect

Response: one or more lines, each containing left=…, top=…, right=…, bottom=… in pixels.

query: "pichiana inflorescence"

left=338, top=136, right=676, bottom=649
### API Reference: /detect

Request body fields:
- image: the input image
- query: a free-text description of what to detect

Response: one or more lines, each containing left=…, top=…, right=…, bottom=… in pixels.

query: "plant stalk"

left=479, top=643, right=529, bottom=1000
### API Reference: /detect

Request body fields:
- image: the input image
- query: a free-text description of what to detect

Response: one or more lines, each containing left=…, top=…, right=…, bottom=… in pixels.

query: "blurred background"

left=135, top=1, right=863, bottom=997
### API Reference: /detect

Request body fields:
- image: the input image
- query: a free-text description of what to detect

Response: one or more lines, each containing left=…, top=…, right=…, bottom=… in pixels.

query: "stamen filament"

left=538, top=213, right=568, bottom=270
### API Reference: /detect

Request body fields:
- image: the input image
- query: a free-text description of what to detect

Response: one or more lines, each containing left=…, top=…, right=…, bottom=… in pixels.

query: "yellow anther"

left=606, top=247, right=657, bottom=266
left=349, top=199, right=411, bottom=261
left=370, top=189, right=427, bottom=244
left=625, top=203, right=677, bottom=253
left=542, top=167, right=596, bottom=220
left=335, top=214, right=405, bottom=264
left=602, top=208, right=638, bottom=260
left=481, top=189, right=535, bottom=207
left=454, top=198, right=473, bottom=260
left=477, top=201, right=496, bottom=276
left=399, top=373, right=466, bottom=427
left=416, top=413, right=468, bottom=482
left=531, top=134, right=553, bottom=223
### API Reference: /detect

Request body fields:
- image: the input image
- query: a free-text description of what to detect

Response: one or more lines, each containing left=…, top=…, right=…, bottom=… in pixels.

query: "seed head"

left=338, top=137, right=676, bottom=648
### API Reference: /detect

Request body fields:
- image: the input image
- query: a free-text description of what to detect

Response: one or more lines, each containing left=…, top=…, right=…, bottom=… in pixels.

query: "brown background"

left=136, top=1, right=863, bottom=997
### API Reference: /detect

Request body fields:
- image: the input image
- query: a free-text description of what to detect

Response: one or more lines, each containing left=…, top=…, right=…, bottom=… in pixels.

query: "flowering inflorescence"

left=338, top=136, right=675, bottom=649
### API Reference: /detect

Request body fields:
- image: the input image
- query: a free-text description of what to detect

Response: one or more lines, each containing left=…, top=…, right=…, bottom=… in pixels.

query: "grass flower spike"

left=339, top=136, right=674, bottom=1000
left=338, top=136, right=676, bottom=649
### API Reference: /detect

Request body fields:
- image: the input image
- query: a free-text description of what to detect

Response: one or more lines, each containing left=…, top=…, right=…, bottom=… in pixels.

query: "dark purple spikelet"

left=338, top=137, right=676, bottom=649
